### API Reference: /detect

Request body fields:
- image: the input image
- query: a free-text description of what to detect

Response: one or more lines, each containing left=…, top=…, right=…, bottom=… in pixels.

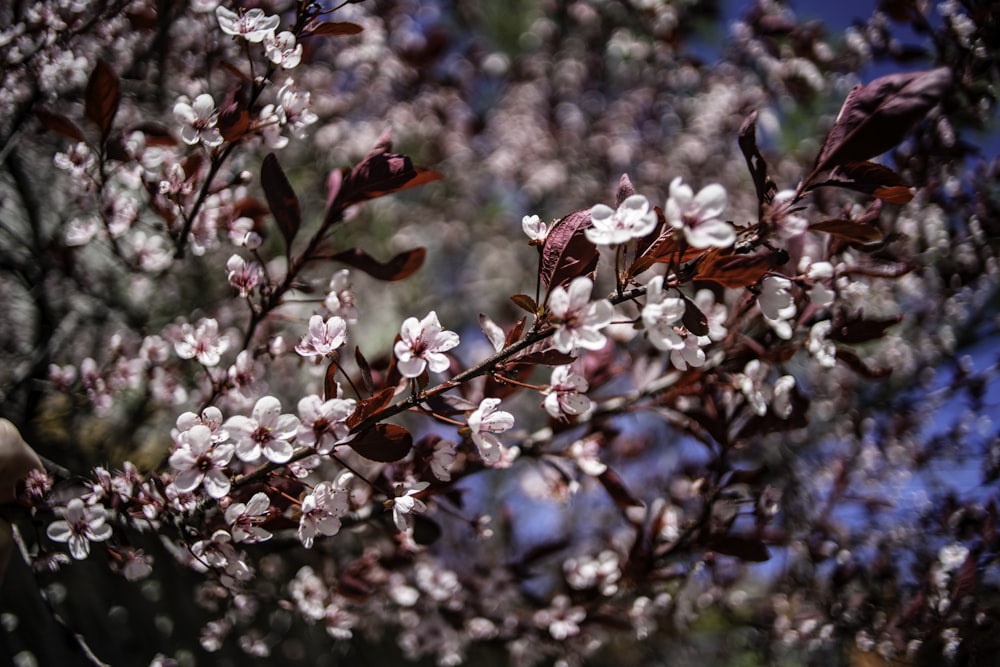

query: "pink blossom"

left=324, top=270, right=358, bottom=323
left=46, top=498, right=113, bottom=560
left=224, top=492, right=272, bottom=543
left=394, top=311, right=460, bottom=378
left=522, top=214, right=549, bottom=244
left=548, top=277, right=614, bottom=354
left=298, top=480, right=350, bottom=548
left=389, top=481, right=429, bottom=532
left=296, top=394, right=356, bottom=455
left=173, top=94, right=223, bottom=148
left=215, top=6, right=278, bottom=43
left=174, top=318, right=229, bottom=367
left=295, top=315, right=348, bottom=358
left=467, top=398, right=515, bottom=464
left=226, top=254, right=263, bottom=297
left=665, top=177, right=734, bottom=248
left=265, top=31, right=302, bottom=69
left=168, top=424, right=234, bottom=499
left=586, top=194, right=657, bottom=246
left=225, top=396, right=301, bottom=464
left=543, top=365, right=591, bottom=419
left=641, top=275, right=687, bottom=352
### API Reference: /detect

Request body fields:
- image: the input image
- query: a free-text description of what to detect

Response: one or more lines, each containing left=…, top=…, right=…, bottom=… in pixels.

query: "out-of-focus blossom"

left=215, top=6, right=278, bottom=43
left=394, top=311, right=460, bottom=378
left=586, top=194, right=657, bottom=245
left=228, top=350, right=266, bottom=399
left=225, top=396, right=300, bottom=463
left=548, top=277, right=614, bottom=353
left=533, top=594, right=586, bottom=640
left=758, top=275, right=796, bottom=340
left=265, top=31, right=302, bottom=68
left=543, top=365, right=591, bottom=419
left=389, top=481, right=429, bottom=532
left=568, top=437, right=606, bottom=476
left=169, top=424, right=234, bottom=499
left=174, top=94, right=223, bottom=148
left=770, top=190, right=808, bottom=239
left=46, top=498, right=113, bottom=560
left=295, top=315, right=348, bottom=358
left=226, top=254, right=263, bottom=297
left=467, top=398, right=514, bottom=464
left=665, top=177, right=734, bottom=248
left=296, top=394, right=356, bottom=454
left=174, top=317, right=229, bottom=366
left=428, top=439, right=458, bottom=481
left=808, top=320, right=837, bottom=368
left=324, top=270, right=358, bottom=323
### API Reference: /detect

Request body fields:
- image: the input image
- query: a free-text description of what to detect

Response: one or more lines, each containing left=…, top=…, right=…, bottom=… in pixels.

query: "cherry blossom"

left=808, top=320, right=837, bottom=368
left=226, top=254, right=263, bottom=298
left=522, top=214, right=549, bottom=244
left=324, top=270, right=358, bottom=323
left=758, top=275, right=797, bottom=340
left=543, top=365, right=591, bottom=419
left=428, top=439, right=458, bottom=481
left=295, top=315, right=348, bottom=359
left=225, top=396, right=300, bottom=463
left=641, top=275, right=687, bottom=352
left=224, top=492, right=272, bottom=543
left=174, top=318, right=229, bottom=367
left=296, top=394, right=356, bottom=455
left=227, top=350, right=266, bottom=399
left=665, top=177, right=734, bottom=248
left=215, top=6, right=278, bottom=43
left=548, top=277, right=614, bottom=354
left=298, top=480, right=350, bottom=548
left=265, top=31, right=302, bottom=69
left=466, top=398, right=515, bottom=464
left=168, top=424, right=235, bottom=499
left=389, top=481, right=430, bottom=532
left=46, top=498, right=113, bottom=560
left=394, top=311, right=460, bottom=378
left=586, top=194, right=657, bottom=246
left=173, top=94, right=223, bottom=148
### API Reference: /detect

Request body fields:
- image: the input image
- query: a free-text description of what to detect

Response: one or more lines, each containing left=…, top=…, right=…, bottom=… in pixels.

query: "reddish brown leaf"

left=324, top=360, right=340, bottom=401
left=809, top=219, right=884, bottom=245
left=631, top=228, right=705, bottom=277
left=540, top=209, right=600, bottom=291
left=346, top=386, right=396, bottom=429
left=808, top=67, right=952, bottom=183
left=836, top=348, right=893, bottom=379
left=218, top=107, right=250, bottom=143
left=738, top=111, right=777, bottom=209
left=829, top=314, right=902, bottom=344
left=515, top=350, right=577, bottom=366
left=85, top=60, right=120, bottom=141
left=615, top=173, right=636, bottom=207
left=682, top=297, right=709, bottom=336
left=510, top=293, right=538, bottom=315
left=332, top=154, right=441, bottom=212
left=354, top=346, right=374, bottom=394
left=261, top=153, right=301, bottom=252
left=694, top=249, right=774, bottom=288
left=330, top=247, right=425, bottom=281
left=309, top=21, right=364, bottom=36
left=705, top=534, right=771, bottom=562
left=504, top=317, right=527, bottom=348
left=597, top=468, right=644, bottom=511
left=349, top=423, right=413, bottom=462
left=34, top=108, right=86, bottom=142
left=811, top=161, right=914, bottom=204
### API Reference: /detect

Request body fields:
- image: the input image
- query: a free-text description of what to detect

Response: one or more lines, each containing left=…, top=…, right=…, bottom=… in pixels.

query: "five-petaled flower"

left=295, top=315, right=348, bottom=359
left=586, top=194, right=658, bottom=246
left=296, top=394, right=356, bottom=455
left=46, top=498, right=113, bottom=560
left=665, top=177, right=734, bottom=248
left=548, top=277, right=614, bottom=354
left=215, top=6, right=279, bottom=43
left=298, top=478, right=351, bottom=548
left=394, top=311, right=460, bottom=378
left=543, top=366, right=591, bottom=419
left=226, top=396, right=301, bottom=463
left=522, top=214, right=549, bottom=244
left=169, top=423, right=235, bottom=499
left=173, top=94, right=223, bottom=148
left=388, top=481, right=430, bottom=532
left=174, top=317, right=229, bottom=367
left=467, top=398, right=515, bottom=464
left=641, top=275, right=687, bottom=352
left=225, top=492, right=272, bottom=543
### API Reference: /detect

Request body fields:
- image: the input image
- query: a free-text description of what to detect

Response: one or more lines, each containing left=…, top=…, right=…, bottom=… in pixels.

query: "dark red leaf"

left=261, top=153, right=301, bottom=252
left=682, top=297, right=709, bottom=336
left=808, top=67, right=952, bottom=183
left=836, top=348, right=893, bottom=379
left=34, top=108, right=86, bottom=142
left=705, top=534, right=771, bottom=562
left=412, top=514, right=441, bottom=545
left=829, top=313, right=902, bottom=344
left=218, top=106, right=250, bottom=143
left=504, top=317, right=527, bottom=348
left=309, top=21, right=364, bottom=36
left=515, top=349, right=577, bottom=366
left=329, top=247, right=425, bottom=281
left=349, top=423, right=412, bottom=462
left=346, top=386, right=396, bottom=429
left=354, top=346, right=374, bottom=394
left=597, top=468, right=644, bottom=511
left=809, top=218, right=884, bottom=244
left=738, top=111, right=777, bottom=209
left=324, top=360, right=340, bottom=401
left=510, top=293, right=538, bottom=315
left=811, top=161, right=914, bottom=204
left=694, top=249, right=774, bottom=288
left=85, top=60, right=120, bottom=141
left=540, top=209, right=600, bottom=291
